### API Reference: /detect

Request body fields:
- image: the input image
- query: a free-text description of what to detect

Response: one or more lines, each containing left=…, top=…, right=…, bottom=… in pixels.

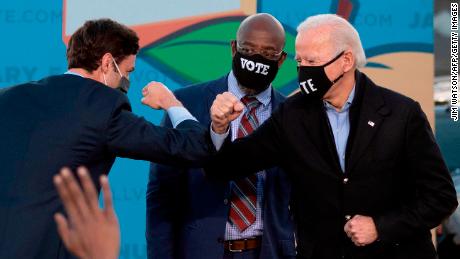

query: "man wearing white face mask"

left=0, top=18, right=214, bottom=259
left=103, top=57, right=131, bottom=94
left=68, top=55, right=130, bottom=93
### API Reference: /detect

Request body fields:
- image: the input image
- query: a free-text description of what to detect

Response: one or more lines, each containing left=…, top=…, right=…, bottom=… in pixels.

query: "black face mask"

left=232, top=51, right=279, bottom=92
left=297, top=51, right=345, bottom=100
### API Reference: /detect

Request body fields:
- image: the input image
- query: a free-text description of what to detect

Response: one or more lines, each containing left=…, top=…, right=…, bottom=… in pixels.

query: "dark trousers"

left=223, top=248, right=261, bottom=259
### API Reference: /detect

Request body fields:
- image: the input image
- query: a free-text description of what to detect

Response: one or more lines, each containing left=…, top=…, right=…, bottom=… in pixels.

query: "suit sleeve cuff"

left=166, top=106, right=197, bottom=128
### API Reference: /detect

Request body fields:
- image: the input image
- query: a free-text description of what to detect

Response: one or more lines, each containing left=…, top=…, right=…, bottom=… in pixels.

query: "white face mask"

left=102, top=57, right=131, bottom=94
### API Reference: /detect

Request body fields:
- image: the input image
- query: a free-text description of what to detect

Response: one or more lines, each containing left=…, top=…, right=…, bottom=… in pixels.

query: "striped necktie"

left=228, top=96, right=261, bottom=232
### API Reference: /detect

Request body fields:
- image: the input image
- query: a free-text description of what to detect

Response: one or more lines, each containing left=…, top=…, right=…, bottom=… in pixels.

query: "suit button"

left=224, top=199, right=229, bottom=205
left=343, top=178, right=349, bottom=184
left=217, top=237, right=224, bottom=243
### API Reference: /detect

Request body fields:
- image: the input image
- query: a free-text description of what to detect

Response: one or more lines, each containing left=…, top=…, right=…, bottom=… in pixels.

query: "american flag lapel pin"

left=368, top=120, right=375, bottom=127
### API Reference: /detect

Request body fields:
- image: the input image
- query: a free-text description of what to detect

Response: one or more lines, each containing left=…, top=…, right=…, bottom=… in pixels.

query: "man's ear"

left=278, top=52, right=287, bottom=67
left=100, top=53, right=113, bottom=73
left=230, top=40, right=237, bottom=58
left=342, top=50, right=355, bottom=73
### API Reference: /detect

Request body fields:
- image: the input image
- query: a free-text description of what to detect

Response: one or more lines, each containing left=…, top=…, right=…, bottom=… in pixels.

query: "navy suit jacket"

left=146, top=75, right=296, bottom=259
left=0, top=74, right=213, bottom=259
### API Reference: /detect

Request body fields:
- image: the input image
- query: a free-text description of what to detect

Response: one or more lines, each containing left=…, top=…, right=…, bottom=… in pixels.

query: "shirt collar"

left=228, top=70, right=272, bottom=107
left=64, top=70, right=84, bottom=77
left=323, top=84, right=356, bottom=112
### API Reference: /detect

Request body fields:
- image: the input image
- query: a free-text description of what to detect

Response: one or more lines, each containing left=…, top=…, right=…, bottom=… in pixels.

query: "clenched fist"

left=141, top=81, right=182, bottom=110
left=210, top=92, right=244, bottom=134
left=344, top=215, right=379, bottom=246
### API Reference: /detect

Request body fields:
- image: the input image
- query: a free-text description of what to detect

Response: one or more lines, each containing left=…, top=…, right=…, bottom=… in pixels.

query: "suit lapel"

left=346, top=72, right=391, bottom=173
left=346, top=104, right=383, bottom=173
left=300, top=99, right=343, bottom=173
left=270, top=88, right=285, bottom=111
left=263, top=90, right=286, bottom=201
left=203, top=74, right=233, bottom=194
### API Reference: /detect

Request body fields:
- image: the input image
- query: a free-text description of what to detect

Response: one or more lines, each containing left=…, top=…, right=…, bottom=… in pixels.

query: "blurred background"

left=0, top=0, right=458, bottom=258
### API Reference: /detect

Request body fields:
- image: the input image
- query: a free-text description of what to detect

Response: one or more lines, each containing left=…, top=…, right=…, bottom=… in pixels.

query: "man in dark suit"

left=206, top=14, right=458, bottom=259
left=146, top=14, right=296, bottom=259
left=0, top=19, right=213, bottom=259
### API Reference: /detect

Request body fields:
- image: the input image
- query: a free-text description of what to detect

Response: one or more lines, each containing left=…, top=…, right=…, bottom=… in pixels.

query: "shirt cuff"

left=210, top=123, right=230, bottom=151
left=166, top=106, right=197, bottom=128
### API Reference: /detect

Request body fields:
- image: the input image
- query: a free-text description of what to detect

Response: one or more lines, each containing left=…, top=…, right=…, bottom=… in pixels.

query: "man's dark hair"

left=67, top=18, right=139, bottom=71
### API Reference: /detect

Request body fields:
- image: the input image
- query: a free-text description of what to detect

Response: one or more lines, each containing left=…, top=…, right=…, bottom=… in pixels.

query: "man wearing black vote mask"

left=208, top=14, right=458, bottom=259
left=146, top=13, right=296, bottom=259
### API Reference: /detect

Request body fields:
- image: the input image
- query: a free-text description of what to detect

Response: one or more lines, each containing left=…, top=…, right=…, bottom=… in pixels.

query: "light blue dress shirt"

left=64, top=71, right=196, bottom=127
left=166, top=106, right=198, bottom=128
left=323, top=86, right=355, bottom=172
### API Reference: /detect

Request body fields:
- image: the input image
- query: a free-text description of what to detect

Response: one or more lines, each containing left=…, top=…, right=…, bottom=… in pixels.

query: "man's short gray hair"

left=297, top=14, right=367, bottom=68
